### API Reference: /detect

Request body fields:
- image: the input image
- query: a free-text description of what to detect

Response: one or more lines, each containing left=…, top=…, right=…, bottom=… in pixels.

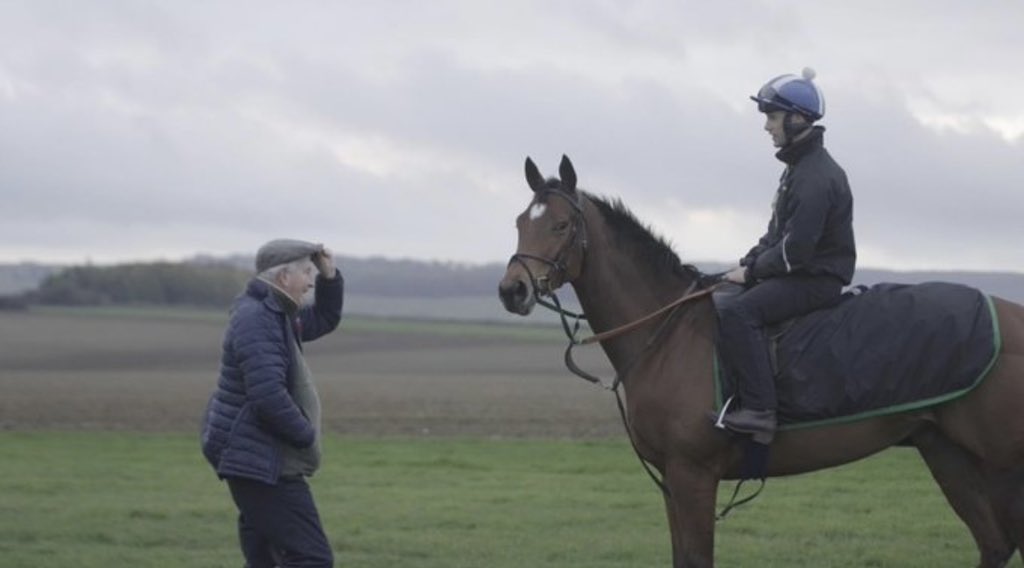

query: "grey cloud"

left=0, top=1, right=1020, bottom=270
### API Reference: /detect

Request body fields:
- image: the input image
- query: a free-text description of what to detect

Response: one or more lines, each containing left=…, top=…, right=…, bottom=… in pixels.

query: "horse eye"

left=553, top=221, right=570, bottom=232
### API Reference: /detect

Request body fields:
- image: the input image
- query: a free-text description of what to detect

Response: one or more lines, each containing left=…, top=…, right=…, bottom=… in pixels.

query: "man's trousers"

left=226, top=476, right=333, bottom=568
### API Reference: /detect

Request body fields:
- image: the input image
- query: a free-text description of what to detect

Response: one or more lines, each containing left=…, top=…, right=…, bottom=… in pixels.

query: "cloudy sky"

left=1, top=1, right=1021, bottom=272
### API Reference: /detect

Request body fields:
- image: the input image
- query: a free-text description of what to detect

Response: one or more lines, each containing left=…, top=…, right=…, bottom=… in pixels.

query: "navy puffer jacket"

left=201, top=271, right=343, bottom=484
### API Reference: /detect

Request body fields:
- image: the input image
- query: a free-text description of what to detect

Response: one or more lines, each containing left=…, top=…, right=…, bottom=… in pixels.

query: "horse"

left=497, top=155, right=1024, bottom=568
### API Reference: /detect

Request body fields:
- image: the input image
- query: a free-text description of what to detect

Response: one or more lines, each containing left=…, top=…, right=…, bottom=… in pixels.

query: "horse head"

left=499, top=155, right=587, bottom=315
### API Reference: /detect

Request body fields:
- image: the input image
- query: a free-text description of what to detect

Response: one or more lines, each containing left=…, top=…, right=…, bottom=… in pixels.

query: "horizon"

left=3, top=251, right=1023, bottom=277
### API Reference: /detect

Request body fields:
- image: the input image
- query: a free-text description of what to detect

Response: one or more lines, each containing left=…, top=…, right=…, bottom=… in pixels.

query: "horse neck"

left=569, top=203, right=701, bottom=369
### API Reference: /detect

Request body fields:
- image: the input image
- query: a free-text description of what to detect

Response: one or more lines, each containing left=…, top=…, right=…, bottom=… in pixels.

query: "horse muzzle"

left=498, top=275, right=536, bottom=315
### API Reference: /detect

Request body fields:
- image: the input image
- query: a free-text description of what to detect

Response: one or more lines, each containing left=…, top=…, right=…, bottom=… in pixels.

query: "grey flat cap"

left=255, top=238, right=322, bottom=273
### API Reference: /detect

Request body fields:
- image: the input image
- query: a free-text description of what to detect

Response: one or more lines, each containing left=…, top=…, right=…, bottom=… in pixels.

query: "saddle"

left=713, top=281, right=1000, bottom=429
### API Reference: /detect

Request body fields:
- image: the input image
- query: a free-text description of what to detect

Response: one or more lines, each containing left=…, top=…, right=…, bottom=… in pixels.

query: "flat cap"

left=255, top=238, right=322, bottom=273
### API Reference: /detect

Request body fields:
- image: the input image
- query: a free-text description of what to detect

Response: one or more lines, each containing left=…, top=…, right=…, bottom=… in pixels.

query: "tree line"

left=26, top=262, right=250, bottom=307
left=3, top=256, right=1023, bottom=311
left=3, top=256, right=508, bottom=309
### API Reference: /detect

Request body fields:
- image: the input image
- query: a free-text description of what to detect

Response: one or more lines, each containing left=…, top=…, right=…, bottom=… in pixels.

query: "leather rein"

left=506, top=188, right=722, bottom=497
left=506, top=187, right=768, bottom=515
left=507, top=188, right=719, bottom=389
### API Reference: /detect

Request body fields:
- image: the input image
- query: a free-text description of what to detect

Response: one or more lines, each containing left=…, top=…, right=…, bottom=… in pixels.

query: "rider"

left=715, top=68, right=856, bottom=442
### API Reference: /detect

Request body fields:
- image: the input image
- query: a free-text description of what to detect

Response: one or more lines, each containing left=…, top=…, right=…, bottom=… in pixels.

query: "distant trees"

left=5, top=255, right=1024, bottom=310
left=5, top=255, right=517, bottom=308
left=31, top=262, right=250, bottom=307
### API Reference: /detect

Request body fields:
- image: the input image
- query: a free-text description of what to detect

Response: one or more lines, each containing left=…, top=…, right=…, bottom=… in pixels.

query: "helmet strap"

left=781, top=112, right=812, bottom=147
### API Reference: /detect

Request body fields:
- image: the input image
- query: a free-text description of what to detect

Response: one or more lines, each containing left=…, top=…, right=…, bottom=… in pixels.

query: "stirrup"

left=712, top=396, right=735, bottom=429
left=712, top=397, right=775, bottom=444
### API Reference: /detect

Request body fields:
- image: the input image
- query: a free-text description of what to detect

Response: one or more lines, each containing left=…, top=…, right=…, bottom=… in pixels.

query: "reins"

left=509, top=184, right=763, bottom=517
left=535, top=281, right=718, bottom=498
left=539, top=282, right=765, bottom=519
left=546, top=282, right=712, bottom=390
left=579, top=285, right=719, bottom=346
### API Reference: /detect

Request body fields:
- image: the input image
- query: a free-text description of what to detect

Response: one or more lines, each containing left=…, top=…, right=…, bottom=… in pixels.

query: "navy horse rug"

left=715, top=281, right=1001, bottom=429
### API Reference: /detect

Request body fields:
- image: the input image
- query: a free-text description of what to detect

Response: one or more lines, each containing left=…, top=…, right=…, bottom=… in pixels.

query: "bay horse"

left=497, top=155, right=1024, bottom=568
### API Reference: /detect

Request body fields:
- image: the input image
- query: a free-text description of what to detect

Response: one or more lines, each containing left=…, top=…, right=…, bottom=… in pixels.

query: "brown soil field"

left=0, top=309, right=623, bottom=437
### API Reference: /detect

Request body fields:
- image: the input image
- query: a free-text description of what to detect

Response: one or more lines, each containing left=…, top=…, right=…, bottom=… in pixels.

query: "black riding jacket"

left=741, top=126, right=856, bottom=285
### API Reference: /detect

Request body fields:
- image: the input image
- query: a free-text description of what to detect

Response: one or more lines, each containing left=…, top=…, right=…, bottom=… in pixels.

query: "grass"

left=0, top=432, right=1001, bottom=567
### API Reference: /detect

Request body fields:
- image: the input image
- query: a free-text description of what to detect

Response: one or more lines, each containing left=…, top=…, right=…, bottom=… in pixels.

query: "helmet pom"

left=801, top=67, right=817, bottom=81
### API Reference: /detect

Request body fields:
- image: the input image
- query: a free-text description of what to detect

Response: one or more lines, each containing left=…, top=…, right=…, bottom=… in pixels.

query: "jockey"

left=715, top=68, right=857, bottom=442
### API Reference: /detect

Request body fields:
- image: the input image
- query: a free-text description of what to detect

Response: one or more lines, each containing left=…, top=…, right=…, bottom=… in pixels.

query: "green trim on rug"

left=711, top=294, right=1003, bottom=431
left=713, top=348, right=724, bottom=410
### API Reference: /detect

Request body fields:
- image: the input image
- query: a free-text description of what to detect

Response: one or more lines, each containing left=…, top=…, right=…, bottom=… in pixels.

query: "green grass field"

left=0, top=432, right=991, bottom=567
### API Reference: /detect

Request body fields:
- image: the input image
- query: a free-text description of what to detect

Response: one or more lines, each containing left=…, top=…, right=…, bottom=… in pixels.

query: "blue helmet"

left=750, top=68, right=825, bottom=121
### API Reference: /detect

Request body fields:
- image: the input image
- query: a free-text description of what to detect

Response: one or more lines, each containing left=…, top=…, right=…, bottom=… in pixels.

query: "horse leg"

left=983, top=467, right=1024, bottom=565
left=930, top=300, right=1024, bottom=565
left=912, top=426, right=1016, bottom=567
left=663, top=488, right=684, bottom=566
left=662, top=460, right=719, bottom=568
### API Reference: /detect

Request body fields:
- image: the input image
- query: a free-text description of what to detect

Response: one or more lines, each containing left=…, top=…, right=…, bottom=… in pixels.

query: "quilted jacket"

left=200, top=271, right=343, bottom=484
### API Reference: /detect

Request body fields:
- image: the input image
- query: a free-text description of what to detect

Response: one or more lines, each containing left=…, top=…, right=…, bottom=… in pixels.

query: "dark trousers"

left=715, top=274, right=843, bottom=411
left=226, top=476, right=334, bottom=568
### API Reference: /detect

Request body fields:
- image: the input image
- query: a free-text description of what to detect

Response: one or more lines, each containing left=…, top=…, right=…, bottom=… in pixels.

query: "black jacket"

left=741, top=126, right=856, bottom=285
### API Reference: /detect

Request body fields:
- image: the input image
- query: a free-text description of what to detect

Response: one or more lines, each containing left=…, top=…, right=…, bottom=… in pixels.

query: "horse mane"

left=583, top=192, right=707, bottom=284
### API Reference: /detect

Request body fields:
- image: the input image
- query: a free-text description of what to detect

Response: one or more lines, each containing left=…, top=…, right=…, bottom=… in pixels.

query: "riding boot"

left=719, top=408, right=777, bottom=444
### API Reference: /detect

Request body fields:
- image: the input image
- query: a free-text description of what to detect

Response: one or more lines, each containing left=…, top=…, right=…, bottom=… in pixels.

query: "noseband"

left=507, top=189, right=588, bottom=297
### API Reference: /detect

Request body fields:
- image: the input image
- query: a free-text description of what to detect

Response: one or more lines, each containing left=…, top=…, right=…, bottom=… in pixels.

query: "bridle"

left=506, top=188, right=589, bottom=300
left=506, top=185, right=721, bottom=381
left=506, top=189, right=588, bottom=302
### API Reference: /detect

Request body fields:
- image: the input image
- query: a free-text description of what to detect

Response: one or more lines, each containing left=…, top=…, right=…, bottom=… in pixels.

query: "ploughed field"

left=0, top=307, right=619, bottom=436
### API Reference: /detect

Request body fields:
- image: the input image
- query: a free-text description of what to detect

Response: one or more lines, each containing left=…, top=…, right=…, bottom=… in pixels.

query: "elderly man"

left=201, top=238, right=343, bottom=568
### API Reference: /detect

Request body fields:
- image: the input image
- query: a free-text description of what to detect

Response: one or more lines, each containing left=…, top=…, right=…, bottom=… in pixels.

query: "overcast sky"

left=1, top=1, right=1021, bottom=273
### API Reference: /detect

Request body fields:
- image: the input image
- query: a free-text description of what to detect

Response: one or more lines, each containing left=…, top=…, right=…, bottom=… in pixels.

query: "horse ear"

left=559, top=155, right=577, bottom=193
left=524, top=157, right=545, bottom=193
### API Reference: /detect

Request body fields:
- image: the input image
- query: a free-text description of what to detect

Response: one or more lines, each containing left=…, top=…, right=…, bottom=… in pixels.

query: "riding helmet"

left=750, top=67, right=825, bottom=121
